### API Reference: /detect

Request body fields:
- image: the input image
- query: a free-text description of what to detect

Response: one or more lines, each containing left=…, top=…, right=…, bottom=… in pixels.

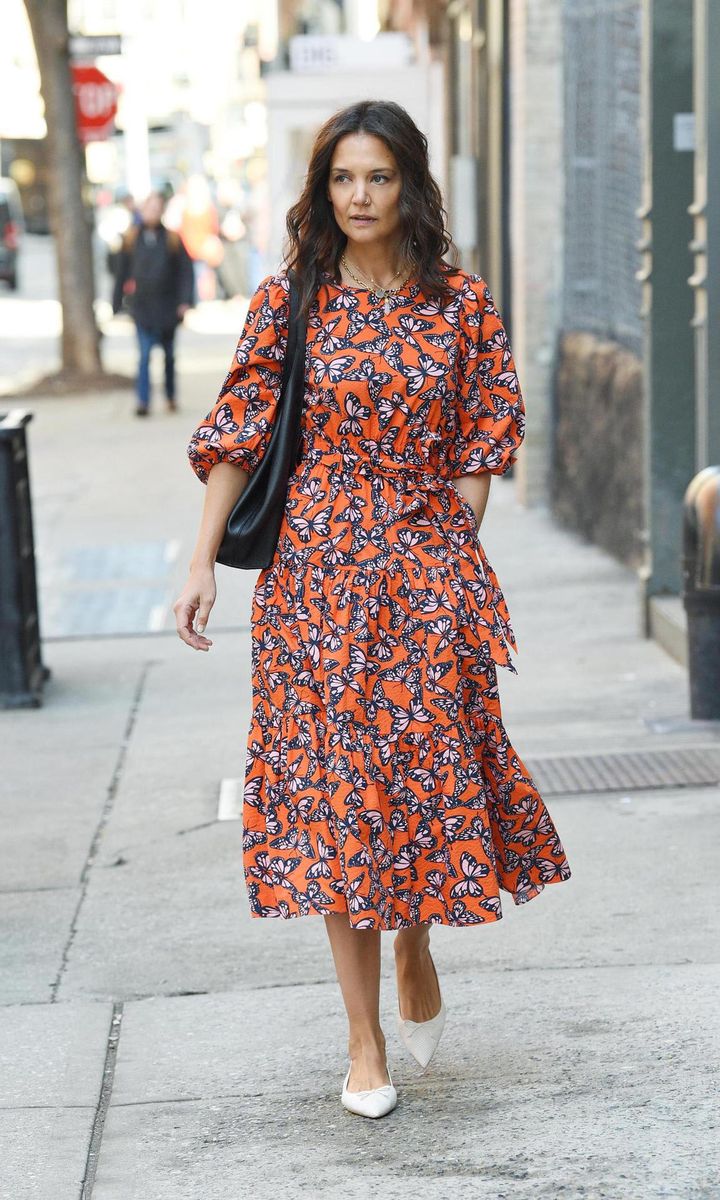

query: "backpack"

left=122, top=224, right=182, bottom=256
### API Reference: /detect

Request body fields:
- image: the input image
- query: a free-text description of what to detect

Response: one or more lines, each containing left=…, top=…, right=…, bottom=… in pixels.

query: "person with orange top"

left=175, top=101, right=571, bottom=1119
left=178, top=174, right=223, bottom=303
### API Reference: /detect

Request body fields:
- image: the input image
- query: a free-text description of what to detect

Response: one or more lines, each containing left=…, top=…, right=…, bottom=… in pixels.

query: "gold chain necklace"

left=340, top=253, right=413, bottom=315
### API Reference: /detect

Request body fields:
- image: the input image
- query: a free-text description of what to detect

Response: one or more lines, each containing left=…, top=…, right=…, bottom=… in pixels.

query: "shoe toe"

left=406, top=1032, right=436, bottom=1070
left=342, top=1086, right=397, bottom=1119
left=365, top=1087, right=397, bottom=1118
left=398, top=1001, right=447, bottom=1069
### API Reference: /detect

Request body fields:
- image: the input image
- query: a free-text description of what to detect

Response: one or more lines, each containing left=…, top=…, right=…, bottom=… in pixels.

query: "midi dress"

left=187, top=266, right=572, bottom=929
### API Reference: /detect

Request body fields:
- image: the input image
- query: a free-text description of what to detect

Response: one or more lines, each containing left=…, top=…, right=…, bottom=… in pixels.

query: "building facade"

left=443, top=0, right=720, bottom=659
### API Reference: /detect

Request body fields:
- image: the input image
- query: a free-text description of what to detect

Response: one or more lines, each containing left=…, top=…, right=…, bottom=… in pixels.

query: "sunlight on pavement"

left=0, top=299, right=62, bottom=338
left=36, top=538, right=180, bottom=638
left=0, top=297, right=250, bottom=340
left=182, top=297, right=250, bottom=334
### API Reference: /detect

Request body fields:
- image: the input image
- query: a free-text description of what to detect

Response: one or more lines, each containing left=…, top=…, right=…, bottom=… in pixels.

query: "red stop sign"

left=71, top=64, right=118, bottom=143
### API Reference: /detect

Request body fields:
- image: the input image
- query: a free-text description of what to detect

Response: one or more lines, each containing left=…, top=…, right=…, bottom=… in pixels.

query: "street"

left=1, top=285, right=719, bottom=1198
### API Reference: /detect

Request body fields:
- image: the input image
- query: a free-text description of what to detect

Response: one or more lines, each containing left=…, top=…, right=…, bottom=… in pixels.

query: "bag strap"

left=283, top=269, right=308, bottom=466
left=276, top=269, right=300, bottom=397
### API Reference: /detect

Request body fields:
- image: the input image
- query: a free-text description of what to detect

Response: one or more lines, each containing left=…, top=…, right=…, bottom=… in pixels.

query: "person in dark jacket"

left=112, top=191, right=195, bottom=416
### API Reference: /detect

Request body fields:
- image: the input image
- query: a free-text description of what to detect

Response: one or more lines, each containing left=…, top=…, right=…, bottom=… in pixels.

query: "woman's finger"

left=173, top=599, right=213, bottom=651
left=196, top=599, right=213, bottom=633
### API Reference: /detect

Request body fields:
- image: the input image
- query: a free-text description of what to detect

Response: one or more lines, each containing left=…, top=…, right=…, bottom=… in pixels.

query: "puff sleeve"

left=187, top=273, right=289, bottom=483
left=451, top=275, right=525, bottom=477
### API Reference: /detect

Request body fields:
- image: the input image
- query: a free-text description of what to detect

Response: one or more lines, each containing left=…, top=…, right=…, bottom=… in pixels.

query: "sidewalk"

left=1, top=348, right=719, bottom=1200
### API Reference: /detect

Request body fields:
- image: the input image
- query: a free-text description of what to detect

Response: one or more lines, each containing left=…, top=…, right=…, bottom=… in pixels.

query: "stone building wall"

left=552, top=332, right=645, bottom=567
left=508, top=0, right=564, bottom=508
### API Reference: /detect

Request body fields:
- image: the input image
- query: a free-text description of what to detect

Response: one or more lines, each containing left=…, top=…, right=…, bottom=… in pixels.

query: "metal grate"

left=525, top=747, right=720, bottom=797
left=563, top=0, right=643, bottom=354
left=218, top=748, right=720, bottom=820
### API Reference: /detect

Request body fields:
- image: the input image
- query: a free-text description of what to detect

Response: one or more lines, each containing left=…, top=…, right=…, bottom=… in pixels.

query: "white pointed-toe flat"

left=397, top=996, right=447, bottom=1071
left=341, top=1063, right=398, bottom=1119
left=397, top=955, right=447, bottom=1071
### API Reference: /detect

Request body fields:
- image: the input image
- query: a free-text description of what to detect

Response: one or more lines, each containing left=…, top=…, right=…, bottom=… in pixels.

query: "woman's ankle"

left=346, top=1031, right=390, bottom=1090
left=394, top=937, right=442, bottom=1023
left=348, top=1027, right=386, bottom=1062
left=393, top=927, right=431, bottom=964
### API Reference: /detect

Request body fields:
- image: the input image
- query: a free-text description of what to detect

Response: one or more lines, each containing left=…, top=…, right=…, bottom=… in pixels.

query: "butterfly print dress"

left=187, top=267, right=571, bottom=929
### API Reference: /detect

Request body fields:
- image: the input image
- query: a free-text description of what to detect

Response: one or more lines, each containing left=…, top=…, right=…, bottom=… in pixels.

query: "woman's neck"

left=339, top=243, right=409, bottom=290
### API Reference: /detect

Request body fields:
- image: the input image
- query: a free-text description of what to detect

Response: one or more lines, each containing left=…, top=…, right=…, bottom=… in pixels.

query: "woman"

left=175, top=100, right=571, bottom=1119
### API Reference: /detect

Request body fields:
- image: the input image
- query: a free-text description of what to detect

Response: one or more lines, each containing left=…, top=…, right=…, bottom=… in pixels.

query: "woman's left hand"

left=451, top=472, right=491, bottom=528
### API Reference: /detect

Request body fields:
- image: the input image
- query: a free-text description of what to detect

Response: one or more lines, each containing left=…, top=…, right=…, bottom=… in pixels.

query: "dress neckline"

left=320, top=269, right=420, bottom=298
left=321, top=270, right=370, bottom=293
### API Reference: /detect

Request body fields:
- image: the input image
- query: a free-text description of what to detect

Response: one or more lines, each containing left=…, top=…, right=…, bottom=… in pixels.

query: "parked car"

left=0, top=178, right=25, bottom=290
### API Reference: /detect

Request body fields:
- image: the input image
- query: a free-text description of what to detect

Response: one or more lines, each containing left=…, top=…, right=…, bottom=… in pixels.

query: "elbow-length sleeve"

left=451, top=274, right=526, bottom=477
left=187, top=273, right=289, bottom=483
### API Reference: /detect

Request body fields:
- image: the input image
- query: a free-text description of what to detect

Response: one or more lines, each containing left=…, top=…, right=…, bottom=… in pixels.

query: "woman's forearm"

left=452, top=472, right=492, bottom=526
left=189, top=462, right=249, bottom=569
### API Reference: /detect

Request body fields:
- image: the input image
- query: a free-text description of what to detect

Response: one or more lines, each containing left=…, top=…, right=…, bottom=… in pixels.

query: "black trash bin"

left=0, top=410, right=48, bottom=708
left=682, top=465, right=720, bottom=720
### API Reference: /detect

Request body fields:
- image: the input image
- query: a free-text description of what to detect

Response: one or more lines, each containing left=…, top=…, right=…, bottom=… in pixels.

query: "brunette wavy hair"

left=282, top=100, right=459, bottom=321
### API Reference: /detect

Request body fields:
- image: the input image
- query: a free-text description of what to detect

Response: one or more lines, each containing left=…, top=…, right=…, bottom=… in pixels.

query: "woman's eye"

left=332, top=174, right=389, bottom=184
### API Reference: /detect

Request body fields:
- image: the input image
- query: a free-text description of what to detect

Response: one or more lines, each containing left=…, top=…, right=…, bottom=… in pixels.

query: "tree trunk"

left=23, top=0, right=102, bottom=376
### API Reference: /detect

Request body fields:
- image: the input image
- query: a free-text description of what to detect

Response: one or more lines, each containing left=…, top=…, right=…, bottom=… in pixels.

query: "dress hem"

left=245, top=869, right=570, bottom=928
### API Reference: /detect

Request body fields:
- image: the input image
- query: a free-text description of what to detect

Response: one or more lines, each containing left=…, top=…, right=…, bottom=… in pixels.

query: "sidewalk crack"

left=80, top=1001, right=123, bottom=1200
left=51, top=661, right=154, bottom=1004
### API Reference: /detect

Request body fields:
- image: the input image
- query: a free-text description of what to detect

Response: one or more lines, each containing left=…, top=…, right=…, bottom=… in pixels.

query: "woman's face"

left=327, top=132, right=403, bottom=251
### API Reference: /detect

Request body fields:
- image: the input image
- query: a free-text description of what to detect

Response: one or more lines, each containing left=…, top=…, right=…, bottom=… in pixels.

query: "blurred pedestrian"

left=178, top=175, right=223, bottom=302
left=112, top=190, right=195, bottom=416
left=217, top=208, right=249, bottom=299
left=101, top=190, right=140, bottom=281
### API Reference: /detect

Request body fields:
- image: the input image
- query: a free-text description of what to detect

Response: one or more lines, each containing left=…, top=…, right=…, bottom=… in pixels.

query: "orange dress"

left=188, top=267, right=571, bottom=928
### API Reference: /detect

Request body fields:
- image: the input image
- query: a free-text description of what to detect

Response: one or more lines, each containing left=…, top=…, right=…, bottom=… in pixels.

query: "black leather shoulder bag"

left=215, top=270, right=307, bottom=570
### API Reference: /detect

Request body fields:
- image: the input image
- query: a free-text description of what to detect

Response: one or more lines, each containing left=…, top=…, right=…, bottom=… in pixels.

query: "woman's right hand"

left=173, top=564, right=217, bottom=651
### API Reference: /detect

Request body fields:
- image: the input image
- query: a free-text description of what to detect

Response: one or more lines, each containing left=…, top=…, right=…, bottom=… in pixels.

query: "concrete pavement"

left=1, top=332, right=719, bottom=1199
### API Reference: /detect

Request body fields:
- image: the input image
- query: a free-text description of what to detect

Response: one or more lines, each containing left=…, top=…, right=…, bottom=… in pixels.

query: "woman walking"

left=175, top=100, right=571, bottom=1118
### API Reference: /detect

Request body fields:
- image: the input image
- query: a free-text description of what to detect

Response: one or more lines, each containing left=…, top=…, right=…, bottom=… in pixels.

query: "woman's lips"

left=350, top=216, right=376, bottom=223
